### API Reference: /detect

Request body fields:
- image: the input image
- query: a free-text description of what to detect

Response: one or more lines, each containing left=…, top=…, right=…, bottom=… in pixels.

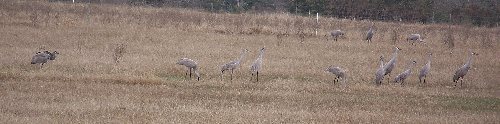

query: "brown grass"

left=0, top=0, right=499, bottom=123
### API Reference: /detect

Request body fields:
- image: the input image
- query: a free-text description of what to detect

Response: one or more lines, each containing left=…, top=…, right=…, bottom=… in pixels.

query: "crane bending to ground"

left=176, top=58, right=200, bottom=81
left=221, top=49, right=249, bottom=81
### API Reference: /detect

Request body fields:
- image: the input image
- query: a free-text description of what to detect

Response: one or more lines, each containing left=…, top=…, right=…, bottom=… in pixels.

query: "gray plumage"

left=31, top=51, right=51, bottom=68
left=250, top=48, right=265, bottom=82
left=365, top=23, right=374, bottom=43
left=176, top=58, right=200, bottom=81
left=326, top=66, right=346, bottom=84
left=394, top=60, right=417, bottom=85
left=375, top=55, right=386, bottom=85
left=221, top=49, right=248, bottom=80
left=383, top=47, right=402, bottom=83
left=419, top=53, right=432, bottom=83
left=407, top=34, right=424, bottom=45
left=44, top=51, right=59, bottom=60
left=330, top=30, right=345, bottom=41
left=453, top=50, right=478, bottom=87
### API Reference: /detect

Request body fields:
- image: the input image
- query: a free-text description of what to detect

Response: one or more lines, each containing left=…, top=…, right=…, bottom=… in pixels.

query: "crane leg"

left=256, top=71, right=259, bottom=82
left=423, top=76, right=426, bottom=83
left=189, top=68, right=192, bottom=79
left=221, top=71, right=224, bottom=81
left=250, top=73, right=253, bottom=81
left=230, top=69, right=233, bottom=80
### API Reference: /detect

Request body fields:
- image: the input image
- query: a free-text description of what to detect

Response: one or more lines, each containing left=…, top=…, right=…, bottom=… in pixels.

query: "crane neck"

left=379, top=57, right=385, bottom=68
left=427, top=54, right=432, bottom=64
left=258, top=49, right=265, bottom=59
left=237, top=50, right=247, bottom=62
left=465, top=52, right=474, bottom=67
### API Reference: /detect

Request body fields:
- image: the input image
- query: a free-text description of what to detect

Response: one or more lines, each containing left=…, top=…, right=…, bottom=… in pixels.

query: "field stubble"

left=0, top=0, right=499, bottom=123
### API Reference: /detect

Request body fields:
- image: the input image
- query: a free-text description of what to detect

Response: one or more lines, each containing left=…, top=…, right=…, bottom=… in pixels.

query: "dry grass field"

left=1, top=0, right=499, bottom=123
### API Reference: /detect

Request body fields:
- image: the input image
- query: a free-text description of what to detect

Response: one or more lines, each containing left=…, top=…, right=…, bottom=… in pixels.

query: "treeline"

left=55, top=0, right=499, bottom=27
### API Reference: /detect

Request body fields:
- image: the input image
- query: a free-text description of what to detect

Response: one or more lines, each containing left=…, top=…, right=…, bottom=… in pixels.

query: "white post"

left=72, top=0, right=74, bottom=3
left=315, top=13, right=319, bottom=35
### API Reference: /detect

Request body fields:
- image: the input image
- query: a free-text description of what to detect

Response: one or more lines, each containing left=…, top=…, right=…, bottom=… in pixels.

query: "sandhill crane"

left=375, top=55, right=386, bottom=85
left=419, top=53, right=432, bottom=83
left=383, top=46, right=402, bottom=83
left=221, top=49, right=249, bottom=80
left=453, top=50, right=479, bottom=87
left=329, top=30, right=345, bottom=41
left=250, top=48, right=265, bottom=82
left=394, top=60, right=417, bottom=85
left=365, top=23, right=374, bottom=43
left=407, top=34, right=424, bottom=45
left=325, top=66, right=346, bottom=84
left=31, top=51, right=51, bottom=68
left=176, top=58, right=200, bottom=81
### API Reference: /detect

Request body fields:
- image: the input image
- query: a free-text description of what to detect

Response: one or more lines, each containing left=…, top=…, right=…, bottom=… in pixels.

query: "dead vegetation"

left=0, top=0, right=499, bottom=123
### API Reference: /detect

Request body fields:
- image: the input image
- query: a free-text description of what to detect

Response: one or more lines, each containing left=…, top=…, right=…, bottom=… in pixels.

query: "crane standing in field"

left=176, top=58, right=200, bottom=81
left=375, top=55, right=386, bottom=85
left=365, top=23, right=374, bottom=43
left=325, top=66, right=347, bottom=84
left=419, top=53, right=432, bottom=83
left=383, top=46, right=402, bottom=83
left=453, top=50, right=479, bottom=87
left=221, top=49, right=249, bottom=81
left=394, top=60, right=417, bottom=85
left=250, top=47, right=265, bottom=82
left=329, top=30, right=345, bottom=41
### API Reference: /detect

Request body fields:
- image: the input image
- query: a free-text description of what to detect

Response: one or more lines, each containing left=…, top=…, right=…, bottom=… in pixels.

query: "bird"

left=394, top=60, right=417, bottom=85
left=453, top=50, right=479, bottom=87
left=250, top=47, right=265, bottom=82
left=418, top=53, right=432, bottom=83
left=407, top=34, right=424, bottom=45
left=176, top=58, right=200, bottom=81
left=31, top=51, right=51, bottom=68
left=329, top=30, right=345, bottom=41
left=44, top=51, right=59, bottom=60
left=382, top=46, right=402, bottom=83
left=326, top=66, right=346, bottom=84
left=375, top=55, right=386, bottom=85
left=221, top=49, right=249, bottom=80
left=365, top=23, right=374, bottom=43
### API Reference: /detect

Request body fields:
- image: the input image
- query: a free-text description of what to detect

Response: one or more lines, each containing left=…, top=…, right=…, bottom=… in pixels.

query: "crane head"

left=395, top=46, right=402, bottom=51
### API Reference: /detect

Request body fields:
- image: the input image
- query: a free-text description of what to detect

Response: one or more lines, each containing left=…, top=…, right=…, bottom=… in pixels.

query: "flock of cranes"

left=30, top=23, right=479, bottom=87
